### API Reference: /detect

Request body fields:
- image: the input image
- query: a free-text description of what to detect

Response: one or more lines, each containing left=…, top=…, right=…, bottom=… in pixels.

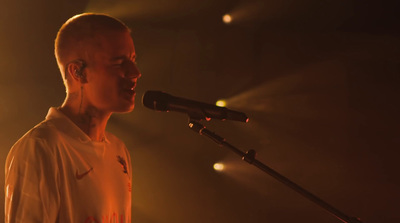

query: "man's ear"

left=66, top=60, right=87, bottom=83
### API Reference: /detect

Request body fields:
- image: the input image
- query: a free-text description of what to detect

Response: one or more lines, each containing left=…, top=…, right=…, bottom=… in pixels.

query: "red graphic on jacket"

left=117, top=156, right=128, bottom=175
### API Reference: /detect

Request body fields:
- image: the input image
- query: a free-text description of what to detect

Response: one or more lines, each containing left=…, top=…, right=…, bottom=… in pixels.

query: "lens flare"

left=222, top=14, right=232, bottom=24
left=215, top=100, right=226, bottom=107
left=213, top=163, right=225, bottom=171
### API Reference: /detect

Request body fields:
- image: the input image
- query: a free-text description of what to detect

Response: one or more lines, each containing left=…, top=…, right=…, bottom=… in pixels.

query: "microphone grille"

left=142, top=91, right=170, bottom=111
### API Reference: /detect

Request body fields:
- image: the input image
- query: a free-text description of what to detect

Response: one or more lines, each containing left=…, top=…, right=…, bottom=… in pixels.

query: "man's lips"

left=123, top=82, right=136, bottom=91
left=121, top=81, right=137, bottom=99
left=124, top=86, right=136, bottom=98
left=124, top=88, right=135, bottom=95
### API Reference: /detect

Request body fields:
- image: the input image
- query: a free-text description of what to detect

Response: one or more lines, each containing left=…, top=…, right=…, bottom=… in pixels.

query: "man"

left=5, top=13, right=141, bottom=222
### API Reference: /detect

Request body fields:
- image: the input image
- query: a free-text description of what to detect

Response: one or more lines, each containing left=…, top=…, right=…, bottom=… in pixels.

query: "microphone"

left=142, top=91, right=249, bottom=122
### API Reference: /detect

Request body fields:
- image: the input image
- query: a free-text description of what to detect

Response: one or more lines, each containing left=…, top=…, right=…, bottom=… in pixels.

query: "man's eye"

left=113, top=59, right=136, bottom=67
left=113, top=60, right=125, bottom=66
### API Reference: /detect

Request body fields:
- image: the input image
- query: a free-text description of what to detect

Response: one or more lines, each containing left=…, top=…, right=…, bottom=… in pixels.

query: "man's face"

left=82, top=30, right=141, bottom=114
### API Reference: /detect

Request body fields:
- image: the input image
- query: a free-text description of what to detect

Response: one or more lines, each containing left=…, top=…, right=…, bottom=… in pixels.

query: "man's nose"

left=126, top=61, right=141, bottom=79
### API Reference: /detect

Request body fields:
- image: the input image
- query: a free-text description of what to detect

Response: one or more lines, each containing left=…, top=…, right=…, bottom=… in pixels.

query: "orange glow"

left=215, top=100, right=226, bottom=107
left=222, top=14, right=232, bottom=24
left=213, top=163, right=224, bottom=171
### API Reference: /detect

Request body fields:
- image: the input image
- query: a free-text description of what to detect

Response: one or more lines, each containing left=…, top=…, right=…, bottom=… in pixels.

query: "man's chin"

left=117, top=104, right=135, bottom=114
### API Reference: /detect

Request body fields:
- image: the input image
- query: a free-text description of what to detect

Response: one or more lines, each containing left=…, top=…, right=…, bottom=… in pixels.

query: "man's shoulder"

left=11, top=119, right=60, bottom=153
left=6, top=119, right=61, bottom=168
left=105, top=131, right=126, bottom=146
left=22, top=119, right=59, bottom=142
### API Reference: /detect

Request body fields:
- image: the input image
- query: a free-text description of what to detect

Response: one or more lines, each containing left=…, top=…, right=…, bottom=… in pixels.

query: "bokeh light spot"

left=213, top=163, right=225, bottom=171
left=222, top=14, right=232, bottom=24
left=215, top=100, right=226, bottom=107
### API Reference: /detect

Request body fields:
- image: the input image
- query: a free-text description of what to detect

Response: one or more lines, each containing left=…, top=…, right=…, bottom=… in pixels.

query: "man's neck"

left=58, top=104, right=111, bottom=142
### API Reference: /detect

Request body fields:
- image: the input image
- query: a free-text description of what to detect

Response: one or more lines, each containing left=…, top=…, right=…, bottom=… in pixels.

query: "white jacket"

left=5, top=107, right=132, bottom=223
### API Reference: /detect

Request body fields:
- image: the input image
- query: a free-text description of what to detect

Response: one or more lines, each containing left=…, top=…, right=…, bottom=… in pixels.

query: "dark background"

left=0, top=0, right=399, bottom=222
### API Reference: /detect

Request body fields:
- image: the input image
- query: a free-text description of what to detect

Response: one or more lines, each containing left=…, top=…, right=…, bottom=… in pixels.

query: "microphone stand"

left=188, top=119, right=363, bottom=223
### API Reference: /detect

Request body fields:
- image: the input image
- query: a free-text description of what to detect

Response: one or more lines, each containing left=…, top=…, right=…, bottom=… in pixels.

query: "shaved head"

left=55, top=13, right=130, bottom=78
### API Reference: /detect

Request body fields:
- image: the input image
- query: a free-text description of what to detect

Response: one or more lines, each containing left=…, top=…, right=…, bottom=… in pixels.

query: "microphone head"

left=143, top=90, right=249, bottom=122
left=142, top=91, right=171, bottom=111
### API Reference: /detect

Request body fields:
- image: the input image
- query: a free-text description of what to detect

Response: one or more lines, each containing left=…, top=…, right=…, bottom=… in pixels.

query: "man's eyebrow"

left=110, top=54, right=136, bottom=61
left=110, top=56, right=127, bottom=61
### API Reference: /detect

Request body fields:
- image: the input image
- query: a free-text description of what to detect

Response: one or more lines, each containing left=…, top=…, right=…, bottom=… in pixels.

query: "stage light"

left=222, top=14, right=232, bottom=24
left=215, top=100, right=226, bottom=107
left=213, top=163, right=225, bottom=171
